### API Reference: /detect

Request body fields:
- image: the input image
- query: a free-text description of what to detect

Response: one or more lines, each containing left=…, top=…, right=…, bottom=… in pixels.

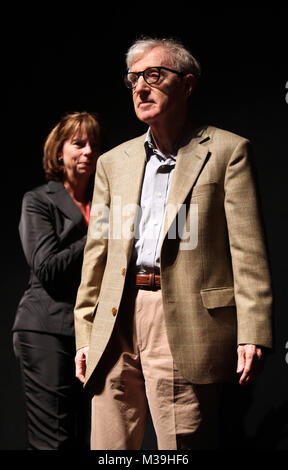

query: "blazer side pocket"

left=200, top=287, right=235, bottom=309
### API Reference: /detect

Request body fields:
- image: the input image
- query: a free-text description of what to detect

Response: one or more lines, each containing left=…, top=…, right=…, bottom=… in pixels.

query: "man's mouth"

left=139, top=101, right=154, bottom=107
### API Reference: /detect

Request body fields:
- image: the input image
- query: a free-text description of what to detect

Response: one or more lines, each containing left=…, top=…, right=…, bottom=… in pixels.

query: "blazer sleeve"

left=19, top=189, right=86, bottom=290
left=224, top=139, right=273, bottom=348
left=74, top=157, right=111, bottom=350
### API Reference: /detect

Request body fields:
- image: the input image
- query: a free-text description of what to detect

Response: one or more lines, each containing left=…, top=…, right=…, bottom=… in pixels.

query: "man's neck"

left=149, top=114, right=187, bottom=156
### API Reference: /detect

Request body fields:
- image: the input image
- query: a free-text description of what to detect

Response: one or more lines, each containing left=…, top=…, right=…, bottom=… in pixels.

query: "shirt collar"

left=144, top=128, right=177, bottom=163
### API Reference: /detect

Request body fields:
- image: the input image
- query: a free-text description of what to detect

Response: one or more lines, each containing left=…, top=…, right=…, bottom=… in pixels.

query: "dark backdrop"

left=1, top=8, right=287, bottom=451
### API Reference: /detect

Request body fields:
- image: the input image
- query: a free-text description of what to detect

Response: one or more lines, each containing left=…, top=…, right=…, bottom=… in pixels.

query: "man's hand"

left=237, top=344, right=264, bottom=385
left=75, top=346, right=89, bottom=383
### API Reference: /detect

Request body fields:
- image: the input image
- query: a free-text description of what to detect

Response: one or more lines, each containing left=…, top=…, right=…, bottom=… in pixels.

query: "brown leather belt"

left=134, top=273, right=161, bottom=290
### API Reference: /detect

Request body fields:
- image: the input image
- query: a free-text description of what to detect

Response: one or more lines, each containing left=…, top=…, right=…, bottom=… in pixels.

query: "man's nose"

left=134, top=75, right=150, bottom=92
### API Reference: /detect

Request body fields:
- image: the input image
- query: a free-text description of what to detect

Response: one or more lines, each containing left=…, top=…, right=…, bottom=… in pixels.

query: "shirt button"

left=121, top=267, right=126, bottom=276
left=112, top=307, right=118, bottom=316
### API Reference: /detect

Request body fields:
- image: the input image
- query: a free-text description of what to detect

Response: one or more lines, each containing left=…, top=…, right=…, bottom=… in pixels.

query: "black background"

left=1, top=7, right=287, bottom=451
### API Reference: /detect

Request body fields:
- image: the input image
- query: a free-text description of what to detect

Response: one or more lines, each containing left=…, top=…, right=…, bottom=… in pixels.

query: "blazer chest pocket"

left=191, top=182, right=218, bottom=198
left=200, top=287, right=235, bottom=309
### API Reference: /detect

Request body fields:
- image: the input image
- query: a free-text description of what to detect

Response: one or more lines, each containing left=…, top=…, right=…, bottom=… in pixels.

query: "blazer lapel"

left=162, top=127, right=211, bottom=243
left=121, top=134, right=147, bottom=262
left=46, top=181, right=84, bottom=226
left=118, top=128, right=212, bottom=262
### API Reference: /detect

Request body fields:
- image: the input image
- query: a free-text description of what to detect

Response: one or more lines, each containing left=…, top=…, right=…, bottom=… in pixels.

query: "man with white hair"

left=74, top=37, right=272, bottom=450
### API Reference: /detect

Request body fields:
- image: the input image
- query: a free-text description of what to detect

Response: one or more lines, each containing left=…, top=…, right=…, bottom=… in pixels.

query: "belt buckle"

left=133, top=271, right=160, bottom=290
left=148, top=273, right=154, bottom=288
left=149, top=273, right=160, bottom=290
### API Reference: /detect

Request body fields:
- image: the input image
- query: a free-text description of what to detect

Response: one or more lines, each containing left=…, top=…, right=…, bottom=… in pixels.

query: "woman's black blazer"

left=13, top=181, right=88, bottom=337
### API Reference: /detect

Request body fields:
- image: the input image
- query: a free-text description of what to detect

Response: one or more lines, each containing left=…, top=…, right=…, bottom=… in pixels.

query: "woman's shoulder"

left=21, top=182, right=66, bottom=215
left=23, top=181, right=64, bottom=200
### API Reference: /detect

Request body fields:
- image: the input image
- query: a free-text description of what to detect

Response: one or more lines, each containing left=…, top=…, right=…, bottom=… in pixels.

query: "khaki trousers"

left=90, top=288, right=222, bottom=450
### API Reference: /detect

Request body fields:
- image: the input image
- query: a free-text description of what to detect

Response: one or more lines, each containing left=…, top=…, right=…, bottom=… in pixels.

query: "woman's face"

left=61, top=129, right=99, bottom=181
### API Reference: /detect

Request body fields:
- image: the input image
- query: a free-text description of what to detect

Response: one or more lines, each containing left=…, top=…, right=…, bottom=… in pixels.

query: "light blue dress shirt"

left=132, top=129, right=177, bottom=273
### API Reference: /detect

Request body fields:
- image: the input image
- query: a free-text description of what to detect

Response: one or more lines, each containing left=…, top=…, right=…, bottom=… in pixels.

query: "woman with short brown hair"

left=13, top=111, right=104, bottom=449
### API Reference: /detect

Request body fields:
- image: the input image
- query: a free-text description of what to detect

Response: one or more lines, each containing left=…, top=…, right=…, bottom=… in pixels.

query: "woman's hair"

left=43, top=111, right=104, bottom=181
left=126, top=36, right=201, bottom=81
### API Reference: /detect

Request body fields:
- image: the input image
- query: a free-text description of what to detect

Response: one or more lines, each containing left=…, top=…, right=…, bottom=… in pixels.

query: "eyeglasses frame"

left=124, top=66, right=186, bottom=89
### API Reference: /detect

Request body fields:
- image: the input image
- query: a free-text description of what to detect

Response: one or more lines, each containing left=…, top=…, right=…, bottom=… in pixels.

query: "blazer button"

left=112, top=307, right=118, bottom=316
left=121, top=267, right=126, bottom=276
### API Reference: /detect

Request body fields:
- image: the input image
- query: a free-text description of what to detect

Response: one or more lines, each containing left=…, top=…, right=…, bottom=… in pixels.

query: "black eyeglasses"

left=124, top=66, right=185, bottom=89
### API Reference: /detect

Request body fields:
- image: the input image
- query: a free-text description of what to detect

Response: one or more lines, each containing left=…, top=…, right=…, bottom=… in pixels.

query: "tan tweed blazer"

left=74, top=125, right=273, bottom=385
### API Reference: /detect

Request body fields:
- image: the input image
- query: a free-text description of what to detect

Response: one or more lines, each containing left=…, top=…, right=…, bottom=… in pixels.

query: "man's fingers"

left=75, top=347, right=89, bottom=383
left=239, top=364, right=251, bottom=385
left=75, top=360, right=86, bottom=383
left=237, top=346, right=245, bottom=373
left=237, top=344, right=263, bottom=385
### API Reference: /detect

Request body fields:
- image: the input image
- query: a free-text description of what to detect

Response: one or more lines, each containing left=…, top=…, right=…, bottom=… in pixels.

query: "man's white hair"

left=126, top=36, right=201, bottom=81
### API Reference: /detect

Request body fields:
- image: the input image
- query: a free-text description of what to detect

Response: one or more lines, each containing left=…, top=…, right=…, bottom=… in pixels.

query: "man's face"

left=130, top=46, right=192, bottom=127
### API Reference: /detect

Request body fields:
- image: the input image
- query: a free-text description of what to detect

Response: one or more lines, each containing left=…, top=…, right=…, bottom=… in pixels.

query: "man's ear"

left=184, top=74, right=196, bottom=97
